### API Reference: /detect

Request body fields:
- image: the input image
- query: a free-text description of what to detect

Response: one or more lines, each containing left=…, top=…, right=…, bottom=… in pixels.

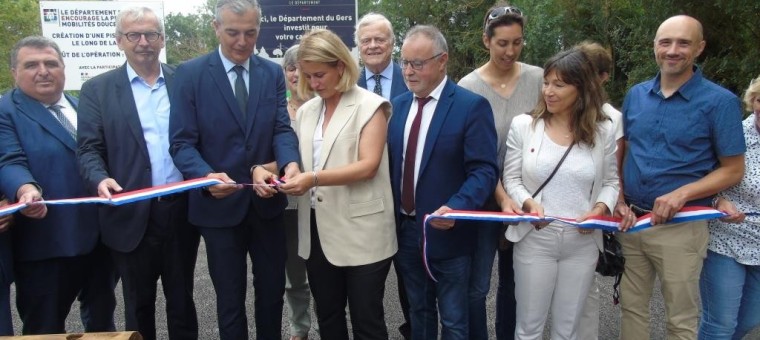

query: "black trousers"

left=111, top=196, right=200, bottom=340
left=305, top=209, right=392, bottom=340
left=199, top=208, right=286, bottom=340
left=15, top=242, right=117, bottom=335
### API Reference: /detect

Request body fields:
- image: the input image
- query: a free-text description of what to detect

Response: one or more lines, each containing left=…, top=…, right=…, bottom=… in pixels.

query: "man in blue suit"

left=169, top=1, right=300, bottom=339
left=354, top=12, right=412, bottom=339
left=0, top=36, right=116, bottom=335
left=77, top=7, right=200, bottom=340
left=388, top=26, right=498, bottom=340
left=356, top=13, right=408, bottom=101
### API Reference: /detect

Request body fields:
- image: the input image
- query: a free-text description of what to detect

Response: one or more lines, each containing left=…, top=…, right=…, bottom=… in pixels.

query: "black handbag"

left=596, top=231, right=625, bottom=304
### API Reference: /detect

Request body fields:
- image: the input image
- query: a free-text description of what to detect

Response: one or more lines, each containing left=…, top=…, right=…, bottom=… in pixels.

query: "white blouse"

left=708, top=115, right=760, bottom=265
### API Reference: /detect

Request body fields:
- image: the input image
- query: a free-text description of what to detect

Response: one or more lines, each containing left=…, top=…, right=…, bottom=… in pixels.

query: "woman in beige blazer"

left=279, top=29, right=396, bottom=340
left=503, top=48, right=619, bottom=339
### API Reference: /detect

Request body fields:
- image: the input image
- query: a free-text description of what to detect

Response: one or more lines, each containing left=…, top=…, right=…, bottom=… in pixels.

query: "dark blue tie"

left=233, top=65, right=248, bottom=116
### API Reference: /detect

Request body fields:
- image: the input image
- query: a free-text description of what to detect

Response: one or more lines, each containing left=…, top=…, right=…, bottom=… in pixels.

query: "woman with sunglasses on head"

left=503, top=48, right=618, bottom=339
left=457, top=2, right=543, bottom=339
left=278, top=28, right=396, bottom=340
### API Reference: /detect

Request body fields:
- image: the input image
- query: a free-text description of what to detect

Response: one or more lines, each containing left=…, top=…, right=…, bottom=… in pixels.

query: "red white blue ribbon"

left=0, top=178, right=276, bottom=216
left=420, top=206, right=734, bottom=282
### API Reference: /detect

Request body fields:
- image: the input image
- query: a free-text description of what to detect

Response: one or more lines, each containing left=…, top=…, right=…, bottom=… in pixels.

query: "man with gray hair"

left=388, top=25, right=497, bottom=340
left=0, top=36, right=116, bottom=334
left=77, top=7, right=199, bottom=340
left=355, top=13, right=408, bottom=101
left=355, top=12, right=411, bottom=339
left=169, top=0, right=300, bottom=339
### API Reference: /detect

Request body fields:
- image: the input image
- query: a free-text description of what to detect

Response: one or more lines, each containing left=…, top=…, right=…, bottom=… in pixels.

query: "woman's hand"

left=715, top=197, right=745, bottom=223
left=577, top=203, right=608, bottom=234
left=523, top=199, right=547, bottom=229
left=279, top=171, right=315, bottom=196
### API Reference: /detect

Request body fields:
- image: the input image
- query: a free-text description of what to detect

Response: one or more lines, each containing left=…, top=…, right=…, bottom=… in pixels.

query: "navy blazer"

left=358, top=62, right=408, bottom=101
left=0, top=90, right=98, bottom=262
left=388, top=79, right=498, bottom=259
left=169, top=51, right=300, bottom=228
left=77, top=63, right=176, bottom=252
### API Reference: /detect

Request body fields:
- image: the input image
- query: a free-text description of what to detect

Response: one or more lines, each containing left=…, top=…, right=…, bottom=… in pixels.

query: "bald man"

left=615, top=15, right=745, bottom=339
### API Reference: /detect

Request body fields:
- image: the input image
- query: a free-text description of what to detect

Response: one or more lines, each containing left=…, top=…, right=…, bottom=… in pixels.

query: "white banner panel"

left=40, top=1, right=166, bottom=90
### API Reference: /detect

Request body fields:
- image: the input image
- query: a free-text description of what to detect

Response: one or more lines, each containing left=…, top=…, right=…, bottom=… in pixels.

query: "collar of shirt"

left=422, top=75, right=447, bottom=103
left=125, top=62, right=165, bottom=88
left=649, top=66, right=703, bottom=101
left=364, top=62, right=394, bottom=82
left=218, top=46, right=250, bottom=72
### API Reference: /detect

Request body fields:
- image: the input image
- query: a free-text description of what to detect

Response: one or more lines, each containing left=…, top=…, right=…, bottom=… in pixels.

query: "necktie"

left=401, top=96, right=432, bottom=214
left=48, top=104, right=76, bottom=139
left=233, top=65, right=248, bottom=116
left=373, top=74, right=383, bottom=96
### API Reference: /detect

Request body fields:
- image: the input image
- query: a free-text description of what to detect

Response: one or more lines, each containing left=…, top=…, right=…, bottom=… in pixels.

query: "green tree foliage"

left=364, top=0, right=760, bottom=107
left=2, top=0, right=757, bottom=105
left=164, top=0, right=216, bottom=66
left=0, top=0, right=41, bottom=92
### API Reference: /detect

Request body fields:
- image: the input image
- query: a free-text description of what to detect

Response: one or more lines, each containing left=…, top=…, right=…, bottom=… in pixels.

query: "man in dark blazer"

left=388, top=26, right=498, bottom=340
left=354, top=12, right=412, bottom=339
left=169, top=1, right=300, bottom=339
left=356, top=12, right=408, bottom=102
left=0, top=36, right=116, bottom=335
left=77, top=8, right=200, bottom=340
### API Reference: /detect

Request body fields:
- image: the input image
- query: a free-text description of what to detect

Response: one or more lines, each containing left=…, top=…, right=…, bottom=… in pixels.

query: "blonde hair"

left=296, top=29, right=359, bottom=98
left=743, top=75, right=760, bottom=112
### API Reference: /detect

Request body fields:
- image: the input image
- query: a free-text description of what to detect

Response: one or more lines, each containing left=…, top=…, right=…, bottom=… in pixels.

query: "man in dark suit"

left=77, top=7, right=200, bottom=340
left=169, top=1, right=300, bottom=339
left=388, top=26, right=498, bottom=340
left=0, top=36, right=116, bottom=335
left=356, top=13, right=408, bottom=101
left=354, top=12, right=412, bottom=339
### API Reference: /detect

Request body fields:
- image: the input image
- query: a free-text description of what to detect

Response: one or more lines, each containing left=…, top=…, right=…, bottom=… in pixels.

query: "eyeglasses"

left=487, top=6, right=523, bottom=21
left=399, top=53, right=443, bottom=70
left=122, top=32, right=162, bottom=42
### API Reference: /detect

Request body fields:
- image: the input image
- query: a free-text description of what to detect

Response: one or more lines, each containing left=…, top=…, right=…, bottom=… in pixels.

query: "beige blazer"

left=295, top=86, right=397, bottom=266
left=503, top=114, right=619, bottom=249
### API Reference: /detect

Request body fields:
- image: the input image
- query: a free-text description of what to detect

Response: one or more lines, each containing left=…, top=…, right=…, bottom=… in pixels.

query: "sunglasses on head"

left=487, top=6, right=523, bottom=20
left=484, top=6, right=523, bottom=31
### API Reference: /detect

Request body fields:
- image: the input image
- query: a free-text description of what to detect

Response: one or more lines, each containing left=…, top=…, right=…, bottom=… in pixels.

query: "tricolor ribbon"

left=0, top=178, right=277, bottom=216
left=420, top=206, right=750, bottom=282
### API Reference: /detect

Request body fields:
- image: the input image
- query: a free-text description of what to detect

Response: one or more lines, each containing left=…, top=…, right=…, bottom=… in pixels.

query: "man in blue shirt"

left=77, top=7, right=200, bottom=340
left=616, top=15, right=746, bottom=340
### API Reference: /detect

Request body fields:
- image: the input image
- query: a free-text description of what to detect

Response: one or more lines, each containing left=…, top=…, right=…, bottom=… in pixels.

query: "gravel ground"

left=8, top=240, right=760, bottom=339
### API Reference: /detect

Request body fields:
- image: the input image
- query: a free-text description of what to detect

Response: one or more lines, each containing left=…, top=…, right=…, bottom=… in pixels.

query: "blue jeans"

left=496, top=245, right=516, bottom=340
left=699, top=250, right=760, bottom=340
left=396, top=218, right=471, bottom=340
left=468, top=222, right=500, bottom=340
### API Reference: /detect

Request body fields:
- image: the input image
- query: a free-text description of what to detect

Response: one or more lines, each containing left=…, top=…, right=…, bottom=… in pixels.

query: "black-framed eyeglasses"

left=487, top=6, right=523, bottom=21
left=399, top=53, right=443, bottom=70
left=122, top=31, right=162, bottom=42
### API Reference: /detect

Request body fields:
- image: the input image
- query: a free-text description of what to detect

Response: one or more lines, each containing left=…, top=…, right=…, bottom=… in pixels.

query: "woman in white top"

left=279, top=29, right=396, bottom=340
left=457, top=4, right=543, bottom=338
left=503, top=48, right=619, bottom=339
